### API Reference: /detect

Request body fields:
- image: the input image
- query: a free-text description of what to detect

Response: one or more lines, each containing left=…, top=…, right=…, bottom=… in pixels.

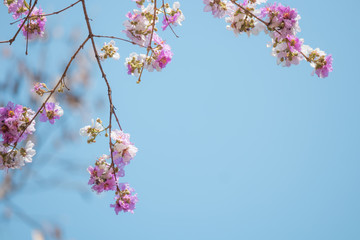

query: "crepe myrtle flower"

left=260, top=3, right=300, bottom=39
left=110, top=183, right=138, bottom=214
left=39, top=102, right=63, bottom=124
left=88, top=155, right=117, bottom=194
left=123, top=4, right=155, bottom=46
left=162, top=2, right=185, bottom=31
left=125, top=52, right=148, bottom=77
left=7, top=0, right=28, bottom=19
left=0, top=101, right=36, bottom=145
left=225, top=2, right=266, bottom=37
left=146, top=33, right=174, bottom=72
left=302, top=46, right=333, bottom=78
left=0, top=140, right=36, bottom=170
left=20, top=6, right=47, bottom=40
left=286, top=34, right=302, bottom=52
left=269, top=38, right=303, bottom=67
left=111, top=129, right=138, bottom=170
left=203, top=0, right=234, bottom=18
left=80, top=118, right=105, bottom=143
left=31, top=82, right=48, bottom=96
left=99, top=40, right=120, bottom=61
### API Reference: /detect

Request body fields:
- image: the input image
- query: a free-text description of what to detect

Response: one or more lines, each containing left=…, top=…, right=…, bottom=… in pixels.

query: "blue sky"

left=1, top=0, right=360, bottom=239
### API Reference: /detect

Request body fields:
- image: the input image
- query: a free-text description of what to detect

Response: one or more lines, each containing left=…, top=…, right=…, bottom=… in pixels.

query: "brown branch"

left=162, top=0, right=179, bottom=38
left=92, top=34, right=147, bottom=49
left=11, top=37, right=90, bottom=151
left=81, top=0, right=125, bottom=191
left=10, top=0, right=82, bottom=25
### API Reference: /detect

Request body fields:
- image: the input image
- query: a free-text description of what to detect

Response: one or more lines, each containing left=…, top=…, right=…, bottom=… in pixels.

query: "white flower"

left=79, top=118, right=104, bottom=143
left=99, top=40, right=120, bottom=61
left=23, top=140, right=36, bottom=163
left=123, top=145, right=138, bottom=163
left=79, top=125, right=91, bottom=137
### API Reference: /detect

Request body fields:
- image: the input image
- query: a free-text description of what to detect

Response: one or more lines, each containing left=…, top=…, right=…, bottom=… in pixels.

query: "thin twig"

left=81, top=0, right=124, bottom=191
left=93, top=34, right=147, bottom=48
left=162, top=0, right=179, bottom=38
left=11, top=37, right=90, bottom=151
left=10, top=0, right=82, bottom=25
left=25, top=0, right=32, bottom=55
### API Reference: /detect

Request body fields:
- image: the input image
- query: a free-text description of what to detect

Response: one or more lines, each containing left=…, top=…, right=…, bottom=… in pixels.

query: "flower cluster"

left=79, top=118, right=105, bottom=143
left=123, top=3, right=156, bottom=46
left=204, top=0, right=333, bottom=78
left=39, top=102, right=63, bottom=124
left=123, top=1, right=184, bottom=81
left=111, top=129, right=138, bottom=177
left=0, top=102, right=36, bottom=170
left=81, top=119, right=138, bottom=214
left=88, top=155, right=117, bottom=194
left=4, top=0, right=47, bottom=40
left=162, top=2, right=185, bottom=30
left=32, top=82, right=48, bottom=96
left=0, top=101, right=36, bottom=145
left=99, top=41, right=120, bottom=61
left=110, top=183, right=138, bottom=214
left=125, top=33, right=174, bottom=76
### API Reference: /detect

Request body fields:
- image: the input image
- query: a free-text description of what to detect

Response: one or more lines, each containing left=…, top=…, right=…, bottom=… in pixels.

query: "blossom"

left=203, top=0, right=234, bottom=18
left=39, top=102, right=63, bottom=124
left=146, top=33, right=174, bottom=71
left=162, top=2, right=185, bottom=30
left=0, top=102, right=36, bottom=145
left=20, top=6, right=47, bottom=40
left=88, top=155, right=117, bottom=194
left=286, top=34, right=302, bottom=52
left=225, top=2, right=265, bottom=37
left=31, top=82, right=47, bottom=96
left=125, top=52, right=148, bottom=76
left=110, top=183, right=138, bottom=214
left=79, top=118, right=104, bottom=143
left=270, top=38, right=303, bottom=67
left=7, top=0, right=27, bottom=19
left=304, top=47, right=333, bottom=78
left=260, top=3, right=300, bottom=39
left=20, top=140, right=36, bottom=163
left=111, top=129, right=138, bottom=171
left=0, top=140, right=36, bottom=170
left=99, top=40, right=120, bottom=61
left=123, top=4, right=155, bottom=46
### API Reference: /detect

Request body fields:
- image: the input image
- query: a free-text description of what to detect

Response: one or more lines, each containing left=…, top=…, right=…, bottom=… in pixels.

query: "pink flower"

left=20, top=7, right=47, bottom=40
left=0, top=102, right=36, bottom=145
left=88, top=155, right=117, bottom=194
left=286, top=35, right=302, bottom=52
left=39, top=102, right=63, bottom=124
left=110, top=183, right=138, bottom=214
left=315, top=55, right=333, bottom=78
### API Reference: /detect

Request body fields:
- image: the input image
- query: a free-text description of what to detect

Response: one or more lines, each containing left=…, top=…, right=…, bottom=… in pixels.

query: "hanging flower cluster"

left=0, top=99, right=64, bottom=170
left=81, top=118, right=138, bottom=214
left=4, top=0, right=47, bottom=40
left=123, top=0, right=184, bottom=81
left=0, top=102, right=36, bottom=170
left=204, top=0, right=333, bottom=78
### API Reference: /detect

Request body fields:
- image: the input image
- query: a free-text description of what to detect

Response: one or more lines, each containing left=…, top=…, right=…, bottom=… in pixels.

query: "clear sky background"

left=1, top=0, right=360, bottom=239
